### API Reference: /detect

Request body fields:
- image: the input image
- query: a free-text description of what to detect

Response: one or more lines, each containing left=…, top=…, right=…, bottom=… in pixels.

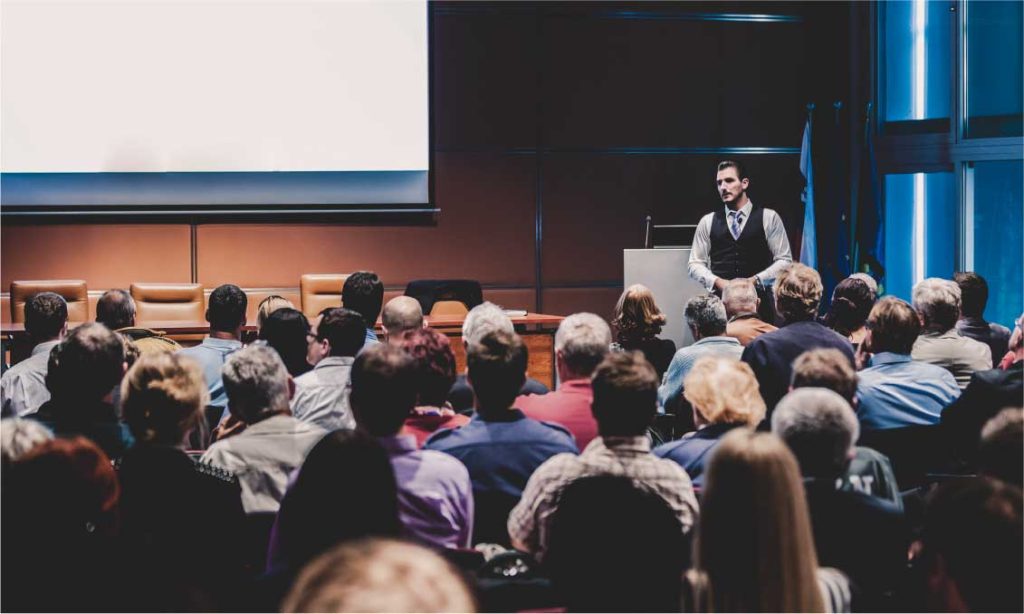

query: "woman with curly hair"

left=611, top=284, right=676, bottom=379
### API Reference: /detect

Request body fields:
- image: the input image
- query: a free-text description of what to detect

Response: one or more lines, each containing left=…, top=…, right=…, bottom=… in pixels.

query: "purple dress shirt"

left=377, top=434, right=474, bottom=549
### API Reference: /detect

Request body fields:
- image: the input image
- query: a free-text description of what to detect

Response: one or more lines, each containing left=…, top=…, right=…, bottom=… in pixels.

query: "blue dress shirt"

left=177, top=337, right=243, bottom=413
left=658, top=336, right=744, bottom=410
left=856, top=352, right=961, bottom=430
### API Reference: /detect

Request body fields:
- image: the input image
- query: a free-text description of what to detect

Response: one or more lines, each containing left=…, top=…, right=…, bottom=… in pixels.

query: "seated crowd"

left=0, top=265, right=1021, bottom=613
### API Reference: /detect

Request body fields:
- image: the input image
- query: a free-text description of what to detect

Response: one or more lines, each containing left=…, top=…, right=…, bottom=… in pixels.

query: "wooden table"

left=1, top=313, right=565, bottom=389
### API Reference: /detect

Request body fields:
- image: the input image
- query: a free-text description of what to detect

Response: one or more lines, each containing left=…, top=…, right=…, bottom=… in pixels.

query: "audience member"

left=2, top=437, right=123, bottom=612
left=1, top=292, right=67, bottom=417
left=659, top=294, right=743, bottom=413
left=281, top=538, right=475, bottom=613
left=342, top=271, right=384, bottom=347
left=381, top=295, right=425, bottom=344
left=821, top=276, right=875, bottom=347
left=397, top=327, right=469, bottom=446
left=856, top=297, right=960, bottom=429
left=978, top=408, right=1023, bottom=487
left=267, top=430, right=402, bottom=573
left=256, top=295, right=295, bottom=331
left=773, top=388, right=907, bottom=604
left=722, top=278, right=777, bottom=346
left=426, top=330, right=576, bottom=545
left=911, top=277, right=991, bottom=388
left=686, top=430, right=850, bottom=612
left=999, top=314, right=1023, bottom=369
left=179, top=284, right=248, bottom=416
left=848, top=272, right=879, bottom=298
left=653, top=355, right=764, bottom=486
left=941, top=317, right=1023, bottom=465
left=258, top=308, right=313, bottom=378
left=509, top=351, right=697, bottom=558
left=117, top=352, right=247, bottom=609
left=610, top=284, right=676, bottom=378
left=790, top=348, right=902, bottom=507
left=291, top=307, right=364, bottom=431
left=96, top=288, right=182, bottom=355
left=544, top=476, right=688, bottom=612
left=201, top=345, right=325, bottom=513
left=350, top=344, right=474, bottom=549
left=517, top=312, right=611, bottom=449
left=448, top=302, right=548, bottom=412
left=919, top=477, right=1022, bottom=613
left=742, top=264, right=855, bottom=413
left=32, top=323, right=134, bottom=459
left=954, top=271, right=1011, bottom=365
left=0, top=417, right=53, bottom=466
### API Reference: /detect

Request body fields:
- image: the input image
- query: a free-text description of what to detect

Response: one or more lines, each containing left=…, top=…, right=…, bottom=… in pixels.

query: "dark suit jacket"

left=957, top=317, right=1012, bottom=367
left=741, top=320, right=855, bottom=414
left=448, top=373, right=549, bottom=414
left=941, top=361, right=1023, bottom=466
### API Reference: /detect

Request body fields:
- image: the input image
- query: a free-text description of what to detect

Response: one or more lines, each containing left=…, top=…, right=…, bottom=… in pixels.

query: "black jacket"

left=941, top=361, right=1023, bottom=466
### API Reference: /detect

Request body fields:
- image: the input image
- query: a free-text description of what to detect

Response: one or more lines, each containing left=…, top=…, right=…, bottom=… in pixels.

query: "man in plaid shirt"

left=508, top=351, right=699, bottom=558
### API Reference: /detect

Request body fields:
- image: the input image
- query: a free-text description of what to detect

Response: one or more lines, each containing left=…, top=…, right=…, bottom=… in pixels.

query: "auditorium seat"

left=430, top=300, right=470, bottom=316
left=404, top=279, right=483, bottom=316
left=299, top=273, right=348, bottom=319
left=10, top=280, right=89, bottom=323
left=858, top=425, right=950, bottom=490
left=130, top=283, right=205, bottom=322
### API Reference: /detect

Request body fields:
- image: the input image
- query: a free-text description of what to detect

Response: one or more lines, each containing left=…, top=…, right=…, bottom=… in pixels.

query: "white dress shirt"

left=687, top=200, right=793, bottom=291
left=1, top=340, right=60, bottom=417
left=290, top=355, right=357, bottom=431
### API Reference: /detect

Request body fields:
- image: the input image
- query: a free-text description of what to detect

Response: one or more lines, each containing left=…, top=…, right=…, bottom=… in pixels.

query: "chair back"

left=10, top=280, right=88, bottom=323
left=858, top=425, right=946, bottom=489
left=300, top=274, right=349, bottom=319
left=430, top=300, right=470, bottom=316
left=404, top=279, right=483, bottom=315
left=130, top=283, right=205, bottom=322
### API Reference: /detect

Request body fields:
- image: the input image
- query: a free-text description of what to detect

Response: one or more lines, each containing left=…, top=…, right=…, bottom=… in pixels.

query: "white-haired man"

left=517, top=313, right=611, bottom=449
left=447, top=302, right=548, bottom=412
left=911, top=278, right=991, bottom=389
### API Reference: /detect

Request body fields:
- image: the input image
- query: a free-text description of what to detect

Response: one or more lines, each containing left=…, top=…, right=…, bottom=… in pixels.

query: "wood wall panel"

left=195, top=154, right=536, bottom=289
left=542, top=286, right=624, bottom=323
left=0, top=224, right=192, bottom=290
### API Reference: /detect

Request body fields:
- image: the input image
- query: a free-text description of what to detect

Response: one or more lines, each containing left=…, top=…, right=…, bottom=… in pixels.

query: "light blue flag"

left=799, top=116, right=816, bottom=268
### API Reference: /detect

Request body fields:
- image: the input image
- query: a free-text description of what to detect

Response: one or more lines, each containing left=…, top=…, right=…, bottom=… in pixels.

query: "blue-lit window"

left=965, top=1, right=1024, bottom=138
left=883, top=171, right=957, bottom=302
left=879, top=0, right=953, bottom=133
left=965, top=160, right=1023, bottom=328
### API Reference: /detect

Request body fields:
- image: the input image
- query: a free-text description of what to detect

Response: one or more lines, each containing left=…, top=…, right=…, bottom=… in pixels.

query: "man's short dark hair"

left=350, top=344, right=418, bottom=436
left=24, top=292, right=68, bottom=341
left=207, top=284, right=248, bottom=333
left=717, top=160, right=748, bottom=181
left=922, top=477, right=1023, bottom=613
left=343, top=272, right=384, bottom=330
left=591, top=351, right=659, bottom=437
left=46, top=323, right=124, bottom=400
left=954, top=272, right=988, bottom=319
left=790, top=348, right=858, bottom=405
left=317, top=308, right=367, bottom=357
left=867, top=297, right=921, bottom=355
left=95, top=289, right=135, bottom=330
left=467, top=330, right=527, bottom=413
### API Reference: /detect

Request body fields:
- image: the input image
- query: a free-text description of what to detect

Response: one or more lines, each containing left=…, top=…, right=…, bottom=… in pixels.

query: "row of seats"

left=8, top=275, right=475, bottom=324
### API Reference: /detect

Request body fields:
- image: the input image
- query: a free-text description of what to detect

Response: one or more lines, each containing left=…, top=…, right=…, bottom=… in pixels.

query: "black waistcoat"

left=709, top=207, right=774, bottom=280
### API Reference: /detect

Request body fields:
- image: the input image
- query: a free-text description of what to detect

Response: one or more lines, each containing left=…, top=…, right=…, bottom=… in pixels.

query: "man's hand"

left=713, top=277, right=728, bottom=292
left=212, top=414, right=246, bottom=442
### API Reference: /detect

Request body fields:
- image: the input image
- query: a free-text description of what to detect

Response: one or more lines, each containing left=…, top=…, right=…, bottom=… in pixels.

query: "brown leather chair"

left=300, top=274, right=349, bottom=319
left=10, top=280, right=89, bottom=323
left=130, top=283, right=205, bottom=322
left=430, top=300, right=469, bottom=316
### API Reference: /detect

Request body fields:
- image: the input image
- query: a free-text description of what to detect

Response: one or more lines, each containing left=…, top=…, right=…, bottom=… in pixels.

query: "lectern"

left=623, top=248, right=707, bottom=349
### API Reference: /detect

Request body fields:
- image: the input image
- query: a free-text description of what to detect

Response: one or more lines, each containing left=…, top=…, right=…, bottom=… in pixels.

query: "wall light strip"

left=912, top=0, right=927, bottom=120
left=914, top=172, right=926, bottom=283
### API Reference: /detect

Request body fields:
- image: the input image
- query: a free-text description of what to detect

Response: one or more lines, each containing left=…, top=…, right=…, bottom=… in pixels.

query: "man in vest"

left=688, top=160, right=793, bottom=324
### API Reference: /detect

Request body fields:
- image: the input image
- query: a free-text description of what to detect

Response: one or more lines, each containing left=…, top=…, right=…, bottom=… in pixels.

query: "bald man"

left=382, top=296, right=425, bottom=344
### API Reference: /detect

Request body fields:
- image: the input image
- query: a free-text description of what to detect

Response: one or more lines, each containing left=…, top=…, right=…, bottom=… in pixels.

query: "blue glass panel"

left=884, top=174, right=916, bottom=301
left=966, top=1, right=1024, bottom=138
left=883, top=171, right=956, bottom=302
left=972, top=160, right=1023, bottom=328
left=880, top=0, right=952, bottom=132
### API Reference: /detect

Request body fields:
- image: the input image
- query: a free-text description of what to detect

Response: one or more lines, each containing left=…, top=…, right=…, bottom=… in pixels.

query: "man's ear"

left=205, top=308, right=212, bottom=324
left=286, top=375, right=296, bottom=400
left=121, top=361, right=128, bottom=378
left=740, top=177, right=750, bottom=191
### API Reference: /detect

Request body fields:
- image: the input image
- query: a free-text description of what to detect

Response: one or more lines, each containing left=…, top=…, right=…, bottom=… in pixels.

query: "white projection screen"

left=1, top=0, right=430, bottom=214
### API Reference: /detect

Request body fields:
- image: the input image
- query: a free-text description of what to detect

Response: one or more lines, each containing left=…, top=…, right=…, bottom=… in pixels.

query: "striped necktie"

left=730, top=211, right=744, bottom=239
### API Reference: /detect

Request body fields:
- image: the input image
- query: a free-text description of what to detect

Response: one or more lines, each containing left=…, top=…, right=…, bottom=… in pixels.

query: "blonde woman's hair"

left=282, top=538, right=476, bottom=613
left=257, top=295, right=295, bottom=329
left=775, top=263, right=824, bottom=322
left=694, top=430, right=825, bottom=612
left=121, top=352, right=209, bottom=445
left=612, top=284, right=667, bottom=345
left=683, top=356, right=765, bottom=426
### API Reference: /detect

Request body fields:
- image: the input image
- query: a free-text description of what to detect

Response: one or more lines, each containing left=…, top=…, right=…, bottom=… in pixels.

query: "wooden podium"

left=623, top=248, right=707, bottom=349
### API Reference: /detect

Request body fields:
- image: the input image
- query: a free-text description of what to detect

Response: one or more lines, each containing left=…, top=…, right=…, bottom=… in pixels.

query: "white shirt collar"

left=725, top=199, right=753, bottom=218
